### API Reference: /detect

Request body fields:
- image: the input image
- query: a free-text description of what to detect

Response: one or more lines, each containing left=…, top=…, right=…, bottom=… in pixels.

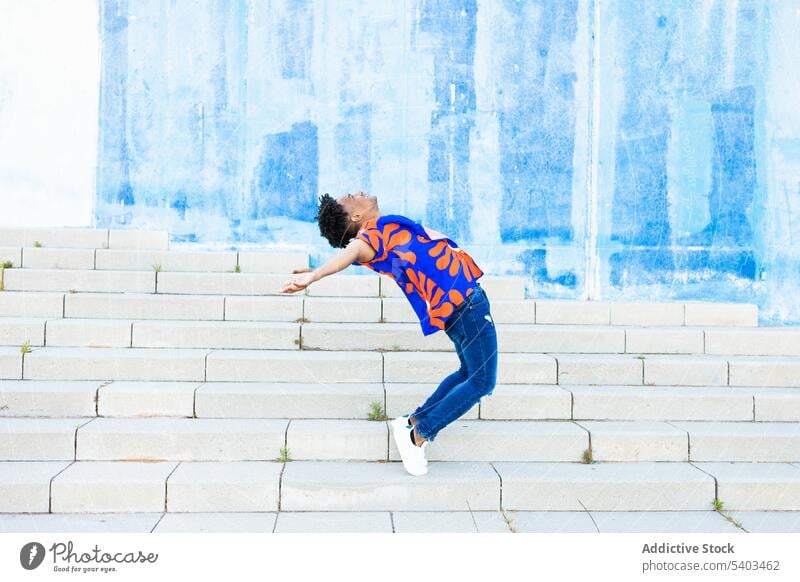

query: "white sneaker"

left=402, top=415, right=428, bottom=466
left=391, top=416, right=427, bottom=476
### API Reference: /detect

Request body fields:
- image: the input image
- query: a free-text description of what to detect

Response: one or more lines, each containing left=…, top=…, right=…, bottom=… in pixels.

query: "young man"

left=280, top=191, right=498, bottom=476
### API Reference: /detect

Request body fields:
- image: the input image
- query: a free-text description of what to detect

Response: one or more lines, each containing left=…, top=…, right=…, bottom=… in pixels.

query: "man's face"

left=336, top=191, right=378, bottom=222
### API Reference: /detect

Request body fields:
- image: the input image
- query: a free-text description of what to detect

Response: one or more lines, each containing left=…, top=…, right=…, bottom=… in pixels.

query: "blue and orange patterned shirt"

left=352, top=214, right=484, bottom=335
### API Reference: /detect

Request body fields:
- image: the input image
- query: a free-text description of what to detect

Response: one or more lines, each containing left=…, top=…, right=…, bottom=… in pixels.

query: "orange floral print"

left=428, top=240, right=484, bottom=281
left=405, top=267, right=455, bottom=329
left=358, top=220, right=415, bottom=263
left=356, top=216, right=484, bottom=335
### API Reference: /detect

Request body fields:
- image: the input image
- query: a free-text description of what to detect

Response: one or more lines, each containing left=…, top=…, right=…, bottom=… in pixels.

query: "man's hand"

left=278, top=239, right=374, bottom=294
left=281, top=271, right=317, bottom=293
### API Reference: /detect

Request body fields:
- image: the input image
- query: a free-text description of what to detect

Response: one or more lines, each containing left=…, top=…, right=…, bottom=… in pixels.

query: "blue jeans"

left=410, top=283, right=498, bottom=442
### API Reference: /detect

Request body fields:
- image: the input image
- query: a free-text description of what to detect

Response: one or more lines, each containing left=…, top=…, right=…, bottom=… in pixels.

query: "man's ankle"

left=411, top=427, right=426, bottom=446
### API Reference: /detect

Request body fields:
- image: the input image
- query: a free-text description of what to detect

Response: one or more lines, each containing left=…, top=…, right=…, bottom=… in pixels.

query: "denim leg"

left=410, top=331, right=467, bottom=422
left=413, top=301, right=498, bottom=442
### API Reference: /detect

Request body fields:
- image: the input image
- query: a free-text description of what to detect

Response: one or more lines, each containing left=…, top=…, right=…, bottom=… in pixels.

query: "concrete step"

left=3, top=459, right=798, bottom=513
left=132, top=320, right=300, bottom=350
left=496, top=461, right=715, bottom=511
left=51, top=461, right=178, bottom=513
left=280, top=461, right=500, bottom=511
left=23, top=347, right=208, bottom=381
left=73, top=418, right=288, bottom=461
left=751, top=388, right=800, bottom=421
left=694, top=462, right=800, bottom=511
left=0, top=347, right=22, bottom=379
left=0, top=461, right=72, bottom=512
left=0, top=247, right=22, bottom=267
left=194, top=382, right=384, bottom=419
left=104, top=249, right=236, bottom=272
left=35, top=320, right=299, bottom=349
left=10, top=510, right=797, bottom=533
left=1, top=416, right=791, bottom=463
left=303, top=297, right=383, bottom=323
left=6, top=317, right=800, bottom=356
left=0, top=292, right=64, bottom=318
left=64, top=293, right=226, bottom=320
left=311, top=322, right=613, bottom=352
left=568, top=386, right=755, bottom=421
left=729, top=357, right=800, bottom=387
left=383, top=297, right=758, bottom=326
left=577, top=421, right=689, bottom=461
left=0, top=318, right=46, bottom=346
left=224, top=296, right=305, bottom=322
left=157, top=272, right=380, bottom=296
left=706, top=328, right=800, bottom=356
left=0, top=418, right=91, bottom=460
left=0, top=380, right=100, bottom=417
left=45, top=319, right=132, bottom=348
left=0, top=228, right=169, bottom=250
left=0, top=228, right=107, bottom=249
left=1, top=288, right=763, bottom=331
left=4, top=269, right=155, bottom=293
left=95, top=249, right=307, bottom=273
left=387, top=420, right=588, bottom=462
left=206, top=350, right=383, bottom=383
left=8, top=381, right=800, bottom=425
left=2, top=509, right=797, bottom=533
left=9, top=246, right=308, bottom=274
left=672, top=421, right=800, bottom=462
left=96, top=381, right=200, bottom=417
left=166, top=462, right=283, bottom=512
left=21, top=248, right=95, bottom=270
left=13, top=346, right=800, bottom=386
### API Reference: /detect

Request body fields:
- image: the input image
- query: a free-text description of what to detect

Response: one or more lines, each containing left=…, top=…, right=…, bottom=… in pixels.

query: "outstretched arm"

left=280, top=238, right=375, bottom=293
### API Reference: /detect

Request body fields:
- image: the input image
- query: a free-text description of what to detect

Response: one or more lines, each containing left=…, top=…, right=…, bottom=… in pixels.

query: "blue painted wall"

left=95, top=0, right=800, bottom=324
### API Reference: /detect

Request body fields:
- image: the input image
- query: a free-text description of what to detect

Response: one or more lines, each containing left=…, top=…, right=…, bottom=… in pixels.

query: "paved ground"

left=2, top=511, right=799, bottom=533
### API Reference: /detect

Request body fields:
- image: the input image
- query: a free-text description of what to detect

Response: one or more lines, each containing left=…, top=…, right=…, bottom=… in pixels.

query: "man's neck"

left=359, top=210, right=382, bottom=226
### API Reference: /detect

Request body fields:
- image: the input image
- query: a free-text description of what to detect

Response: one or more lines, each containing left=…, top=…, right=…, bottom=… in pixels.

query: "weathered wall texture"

left=92, top=0, right=800, bottom=324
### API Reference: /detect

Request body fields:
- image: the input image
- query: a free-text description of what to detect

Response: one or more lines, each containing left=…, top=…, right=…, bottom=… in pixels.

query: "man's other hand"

left=280, top=271, right=316, bottom=293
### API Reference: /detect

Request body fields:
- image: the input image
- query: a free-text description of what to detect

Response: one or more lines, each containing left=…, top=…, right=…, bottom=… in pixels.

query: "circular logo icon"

left=20, top=542, right=46, bottom=570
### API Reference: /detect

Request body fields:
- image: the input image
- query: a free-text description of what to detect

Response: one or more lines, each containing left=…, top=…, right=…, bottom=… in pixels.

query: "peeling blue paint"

left=94, top=0, right=800, bottom=325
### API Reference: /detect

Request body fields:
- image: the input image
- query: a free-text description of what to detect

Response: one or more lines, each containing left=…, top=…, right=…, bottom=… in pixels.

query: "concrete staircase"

left=1, top=227, right=800, bottom=533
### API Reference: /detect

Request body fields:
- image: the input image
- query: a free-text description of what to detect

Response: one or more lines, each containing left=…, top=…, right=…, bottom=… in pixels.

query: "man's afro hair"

left=315, top=193, right=358, bottom=248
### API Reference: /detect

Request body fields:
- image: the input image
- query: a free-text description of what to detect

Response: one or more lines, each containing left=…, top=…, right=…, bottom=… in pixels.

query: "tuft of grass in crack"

left=234, top=264, right=241, bottom=273
left=33, top=241, right=42, bottom=248
left=0, top=261, right=11, bottom=292
left=367, top=401, right=389, bottom=421
left=20, top=340, right=31, bottom=354
left=390, top=343, right=402, bottom=351
left=275, top=446, right=292, bottom=462
left=152, top=264, right=162, bottom=273
left=581, top=448, right=593, bottom=464
left=712, top=498, right=743, bottom=529
left=500, top=509, right=517, bottom=533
